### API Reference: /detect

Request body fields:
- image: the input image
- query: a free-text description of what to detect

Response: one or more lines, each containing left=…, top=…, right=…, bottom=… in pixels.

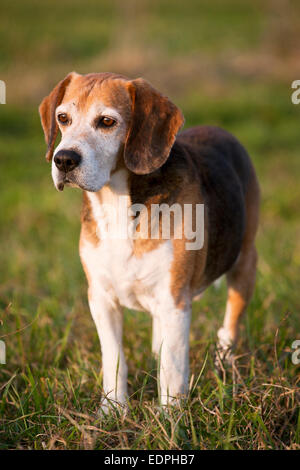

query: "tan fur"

left=80, top=192, right=99, bottom=246
left=170, top=184, right=208, bottom=310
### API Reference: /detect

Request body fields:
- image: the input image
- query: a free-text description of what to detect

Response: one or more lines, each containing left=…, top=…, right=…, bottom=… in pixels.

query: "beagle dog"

left=39, top=72, right=260, bottom=410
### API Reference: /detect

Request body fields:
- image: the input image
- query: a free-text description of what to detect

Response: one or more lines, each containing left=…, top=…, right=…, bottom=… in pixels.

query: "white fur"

left=80, top=170, right=191, bottom=407
left=52, top=102, right=126, bottom=192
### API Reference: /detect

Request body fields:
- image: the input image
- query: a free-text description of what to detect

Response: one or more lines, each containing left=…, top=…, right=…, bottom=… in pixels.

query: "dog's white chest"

left=84, top=237, right=173, bottom=312
left=80, top=173, right=174, bottom=313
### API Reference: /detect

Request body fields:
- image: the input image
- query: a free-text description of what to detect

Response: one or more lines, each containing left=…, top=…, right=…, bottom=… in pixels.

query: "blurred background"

left=0, top=0, right=299, bottom=449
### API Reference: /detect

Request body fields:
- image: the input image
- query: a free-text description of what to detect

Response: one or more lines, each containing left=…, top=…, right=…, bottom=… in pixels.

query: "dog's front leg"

left=152, top=314, right=162, bottom=356
left=88, top=287, right=127, bottom=412
left=158, top=306, right=191, bottom=406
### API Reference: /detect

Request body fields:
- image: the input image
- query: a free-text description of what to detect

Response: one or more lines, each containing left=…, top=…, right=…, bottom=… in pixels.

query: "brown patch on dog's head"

left=39, top=72, right=76, bottom=161
left=124, top=78, right=184, bottom=175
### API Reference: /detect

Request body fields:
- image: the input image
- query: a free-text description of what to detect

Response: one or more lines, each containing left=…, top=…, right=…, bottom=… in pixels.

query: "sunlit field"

left=0, top=0, right=299, bottom=449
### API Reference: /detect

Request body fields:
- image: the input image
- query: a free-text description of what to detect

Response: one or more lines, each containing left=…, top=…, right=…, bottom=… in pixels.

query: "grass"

left=0, top=0, right=300, bottom=450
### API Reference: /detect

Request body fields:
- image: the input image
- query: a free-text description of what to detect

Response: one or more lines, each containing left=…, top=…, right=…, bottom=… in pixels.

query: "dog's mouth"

left=57, top=175, right=79, bottom=192
left=54, top=171, right=106, bottom=193
left=57, top=181, right=65, bottom=191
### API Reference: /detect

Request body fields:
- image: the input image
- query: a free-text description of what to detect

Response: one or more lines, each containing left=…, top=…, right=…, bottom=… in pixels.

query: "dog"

left=39, top=72, right=260, bottom=410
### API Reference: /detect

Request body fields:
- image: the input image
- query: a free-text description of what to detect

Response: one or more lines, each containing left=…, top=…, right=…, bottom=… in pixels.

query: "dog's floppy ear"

left=39, top=72, right=76, bottom=161
left=124, top=78, right=184, bottom=175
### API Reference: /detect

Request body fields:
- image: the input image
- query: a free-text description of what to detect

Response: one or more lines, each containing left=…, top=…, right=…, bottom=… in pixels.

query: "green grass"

left=0, top=0, right=300, bottom=450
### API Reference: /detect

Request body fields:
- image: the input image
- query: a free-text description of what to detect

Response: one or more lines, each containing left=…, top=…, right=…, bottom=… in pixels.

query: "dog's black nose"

left=54, top=150, right=81, bottom=173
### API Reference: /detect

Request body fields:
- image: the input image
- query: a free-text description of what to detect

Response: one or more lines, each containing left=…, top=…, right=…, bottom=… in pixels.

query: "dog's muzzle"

left=54, top=149, right=81, bottom=173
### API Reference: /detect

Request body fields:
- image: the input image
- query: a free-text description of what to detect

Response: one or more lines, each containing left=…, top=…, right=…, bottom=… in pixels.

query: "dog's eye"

left=57, top=113, right=70, bottom=125
left=97, top=116, right=116, bottom=128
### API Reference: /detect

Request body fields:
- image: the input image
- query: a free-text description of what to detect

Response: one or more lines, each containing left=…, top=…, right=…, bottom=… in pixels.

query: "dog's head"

left=39, top=72, right=184, bottom=192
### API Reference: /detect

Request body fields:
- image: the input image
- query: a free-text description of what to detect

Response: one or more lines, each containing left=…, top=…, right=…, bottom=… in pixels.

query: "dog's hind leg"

left=217, top=174, right=260, bottom=365
left=217, top=245, right=257, bottom=364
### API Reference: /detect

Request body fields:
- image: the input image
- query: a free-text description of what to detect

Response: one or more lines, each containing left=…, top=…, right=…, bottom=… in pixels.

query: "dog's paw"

left=159, top=392, right=188, bottom=410
left=97, top=396, right=128, bottom=417
left=215, top=327, right=235, bottom=372
left=214, top=345, right=234, bottom=371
